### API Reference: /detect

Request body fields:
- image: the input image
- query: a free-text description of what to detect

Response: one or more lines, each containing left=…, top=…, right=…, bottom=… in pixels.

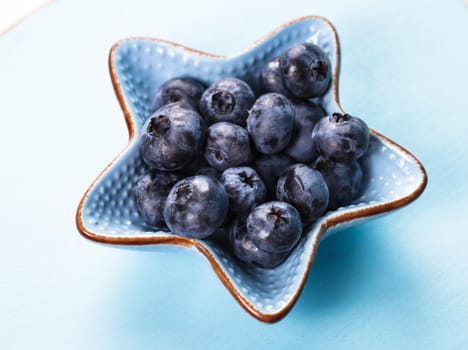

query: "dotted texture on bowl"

left=112, top=19, right=340, bottom=134
left=78, top=17, right=426, bottom=320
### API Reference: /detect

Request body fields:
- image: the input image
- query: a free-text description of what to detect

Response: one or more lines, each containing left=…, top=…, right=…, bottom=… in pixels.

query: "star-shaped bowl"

left=76, top=16, right=427, bottom=323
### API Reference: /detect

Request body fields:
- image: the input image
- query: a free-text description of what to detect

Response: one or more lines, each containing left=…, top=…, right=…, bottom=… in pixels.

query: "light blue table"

left=1, top=0, right=467, bottom=348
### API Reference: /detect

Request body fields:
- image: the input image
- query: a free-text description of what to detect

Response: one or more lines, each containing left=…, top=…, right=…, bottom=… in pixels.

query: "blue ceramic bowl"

left=76, top=16, right=427, bottom=323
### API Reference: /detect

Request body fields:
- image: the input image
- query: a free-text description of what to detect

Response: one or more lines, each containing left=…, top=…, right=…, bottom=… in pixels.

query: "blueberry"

left=220, top=166, right=266, bottom=218
left=246, top=201, right=302, bottom=253
left=200, top=77, right=255, bottom=126
left=276, top=164, right=329, bottom=225
left=260, top=57, right=291, bottom=96
left=153, top=77, right=205, bottom=112
left=247, top=93, right=295, bottom=154
left=195, top=167, right=221, bottom=180
left=204, top=122, right=252, bottom=171
left=253, top=153, right=294, bottom=198
left=280, top=42, right=331, bottom=98
left=313, top=157, right=363, bottom=210
left=141, top=103, right=205, bottom=171
left=312, top=112, right=370, bottom=162
left=132, top=170, right=180, bottom=228
left=284, top=100, right=325, bottom=163
left=229, top=218, right=289, bottom=268
left=163, top=175, right=229, bottom=238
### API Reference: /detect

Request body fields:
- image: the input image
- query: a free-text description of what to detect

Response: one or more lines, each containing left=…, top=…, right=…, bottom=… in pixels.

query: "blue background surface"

left=1, top=0, right=467, bottom=348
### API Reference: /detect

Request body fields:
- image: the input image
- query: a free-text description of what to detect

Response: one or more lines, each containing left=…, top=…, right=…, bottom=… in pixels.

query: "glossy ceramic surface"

left=76, top=16, right=427, bottom=322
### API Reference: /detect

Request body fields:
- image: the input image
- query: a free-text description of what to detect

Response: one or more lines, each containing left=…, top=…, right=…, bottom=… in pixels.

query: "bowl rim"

left=75, top=15, right=428, bottom=323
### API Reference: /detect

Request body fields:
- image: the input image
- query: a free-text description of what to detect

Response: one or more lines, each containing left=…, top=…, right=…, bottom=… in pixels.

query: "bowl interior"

left=78, top=17, right=426, bottom=321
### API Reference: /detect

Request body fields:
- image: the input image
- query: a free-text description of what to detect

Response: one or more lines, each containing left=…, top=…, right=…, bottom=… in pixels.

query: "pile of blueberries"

left=132, top=42, right=370, bottom=268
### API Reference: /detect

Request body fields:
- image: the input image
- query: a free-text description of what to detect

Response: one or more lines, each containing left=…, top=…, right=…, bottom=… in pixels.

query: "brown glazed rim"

left=75, top=16, right=428, bottom=323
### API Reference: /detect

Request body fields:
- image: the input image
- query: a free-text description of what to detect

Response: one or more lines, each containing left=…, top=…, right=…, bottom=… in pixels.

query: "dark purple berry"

left=284, top=100, right=325, bottom=163
left=163, top=175, right=228, bottom=238
left=204, top=122, right=252, bottom=171
left=153, top=77, right=205, bottom=112
left=313, top=157, right=363, bottom=210
left=246, top=201, right=302, bottom=253
left=132, top=170, right=180, bottom=228
left=260, top=57, right=291, bottom=96
left=280, top=42, right=331, bottom=98
left=312, top=112, right=370, bottom=162
left=253, top=153, right=294, bottom=199
left=229, top=219, right=289, bottom=268
left=247, top=93, right=295, bottom=154
left=200, top=77, right=255, bottom=126
left=276, top=164, right=329, bottom=225
left=141, top=103, right=205, bottom=171
left=220, top=166, right=266, bottom=218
